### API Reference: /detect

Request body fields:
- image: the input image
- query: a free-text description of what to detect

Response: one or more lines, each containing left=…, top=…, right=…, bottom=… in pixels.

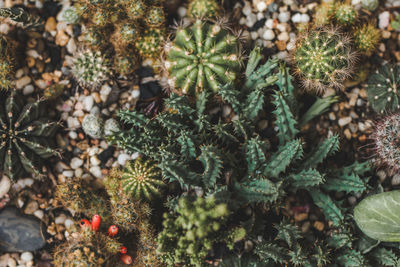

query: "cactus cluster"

left=69, top=0, right=166, bottom=78
left=0, top=90, right=59, bottom=181
left=292, top=27, right=356, bottom=93
left=187, top=0, right=221, bottom=19
left=164, top=19, right=242, bottom=96
left=82, top=115, right=120, bottom=139
left=366, top=63, right=400, bottom=113
left=334, top=3, right=357, bottom=26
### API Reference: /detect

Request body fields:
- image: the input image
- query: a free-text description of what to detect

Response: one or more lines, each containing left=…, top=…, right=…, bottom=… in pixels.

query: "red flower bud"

left=108, top=225, right=119, bottom=237
left=91, top=214, right=101, bottom=231
left=120, top=246, right=127, bottom=254
left=80, top=219, right=90, bottom=228
left=120, top=254, right=132, bottom=264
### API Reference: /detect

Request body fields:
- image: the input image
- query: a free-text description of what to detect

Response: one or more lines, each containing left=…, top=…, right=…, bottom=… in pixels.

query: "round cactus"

left=54, top=242, right=106, bottom=267
left=361, top=0, right=379, bottom=11
left=120, top=158, right=164, bottom=202
left=61, top=6, right=80, bottom=23
left=165, top=19, right=242, bottom=95
left=0, top=36, right=15, bottom=91
left=136, top=28, right=165, bottom=60
left=104, top=118, right=121, bottom=136
left=187, top=0, right=221, bottom=19
left=313, top=3, right=335, bottom=27
left=126, top=0, right=147, bottom=20
left=144, top=6, right=165, bottom=27
left=366, top=64, right=400, bottom=113
left=353, top=23, right=380, bottom=56
left=71, top=50, right=110, bottom=88
left=292, top=27, right=356, bottom=93
left=82, top=114, right=104, bottom=139
left=372, top=113, right=400, bottom=172
left=334, top=3, right=357, bottom=26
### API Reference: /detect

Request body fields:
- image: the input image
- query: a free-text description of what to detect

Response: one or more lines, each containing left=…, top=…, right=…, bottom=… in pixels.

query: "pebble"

left=45, top=17, right=57, bottom=32
left=256, top=1, right=267, bottom=12
left=16, top=76, right=32, bottom=89
left=338, top=116, right=352, bottom=126
left=24, top=201, right=38, bottom=215
left=177, top=6, right=187, bottom=18
left=90, top=156, right=101, bottom=166
left=0, top=175, right=11, bottom=198
left=263, top=29, right=275, bottom=40
left=65, top=218, right=74, bottom=228
left=8, top=258, right=17, bottom=267
left=62, top=170, right=74, bottom=178
left=278, top=11, right=291, bottom=23
left=392, top=174, right=400, bottom=186
left=82, top=95, right=94, bottom=112
left=379, top=11, right=390, bottom=29
left=55, top=214, right=67, bottom=225
left=20, top=252, right=33, bottom=262
left=70, top=157, right=83, bottom=169
left=55, top=30, right=69, bottom=46
left=23, top=84, right=34, bottom=95
left=33, top=210, right=44, bottom=220
left=377, top=170, right=387, bottom=182
left=118, top=153, right=131, bottom=166
left=67, top=117, right=80, bottom=129
left=69, top=131, right=78, bottom=139
left=89, top=166, right=103, bottom=178
left=291, top=13, right=302, bottom=23
left=277, top=32, right=289, bottom=42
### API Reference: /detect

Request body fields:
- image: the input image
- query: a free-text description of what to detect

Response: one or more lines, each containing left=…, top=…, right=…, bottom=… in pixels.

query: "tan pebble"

left=344, top=128, right=352, bottom=140
left=55, top=30, right=69, bottom=46
left=275, top=40, right=286, bottom=51
left=92, top=92, right=101, bottom=103
left=294, top=213, right=308, bottom=222
left=27, top=38, right=37, bottom=49
left=45, top=17, right=57, bottom=32
left=36, top=60, right=45, bottom=73
left=42, top=72, right=53, bottom=81
left=26, top=57, right=35, bottom=68
left=313, top=221, right=324, bottom=231
left=359, top=135, right=367, bottom=142
left=301, top=221, right=311, bottom=233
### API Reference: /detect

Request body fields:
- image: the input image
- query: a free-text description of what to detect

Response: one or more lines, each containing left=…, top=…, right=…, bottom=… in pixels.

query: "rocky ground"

left=0, top=0, right=399, bottom=266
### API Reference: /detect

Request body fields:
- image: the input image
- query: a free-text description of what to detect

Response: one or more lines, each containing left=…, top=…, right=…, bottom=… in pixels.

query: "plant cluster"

left=187, top=0, right=221, bottom=19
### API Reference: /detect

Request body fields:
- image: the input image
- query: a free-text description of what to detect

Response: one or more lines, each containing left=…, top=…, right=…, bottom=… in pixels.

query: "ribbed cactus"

left=292, top=27, right=356, bottom=93
left=145, top=6, right=166, bottom=27
left=372, top=113, right=400, bottom=172
left=135, top=28, right=165, bottom=60
left=71, top=50, right=110, bottom=88
left=165, top=19, right=242, bottom=95
left=366, top=64, right=400, bottom=113
left=313, top=3, right=335, bottom=27
left=0, top=90, right=59, bottom=180
left=334, top=3, right=357, bottom=26
left=187, top=0, right=221, bottom=19
left=353, top=23, right=380, bottom=56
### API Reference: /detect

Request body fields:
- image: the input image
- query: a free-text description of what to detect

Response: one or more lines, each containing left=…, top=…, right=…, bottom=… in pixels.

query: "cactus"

left=104, top=118, right=120, bottom=136
left=61, top=6, right=80, bottom=24
left=187, top=0, right=221, bottom=19
left=366, top=64, right=400, bottom=113
left=361, top=0, right=379, bottom=11
left=135, top=28, right=165, bottom=60
left=44, top=84, right=66, bottom=100
left=334, top=3, right=357, bottom=26
left=126, top=0, right=147, bottom=20
left=353, top=23, right=380, bottom=56
left=372, top=113, right=400, bottom=172
left=164, top=19, right=242, bottom=95
left=0, top=36, right=16, bottom=91
left=0, top=90, right=59, bottom=180
left=71, top=50, right=110, bottom=88
left=144, top=6, right=166, bottom=27
left=82, top=114, right=104, bottom=139
left=313, top=2, right=335, bottom=27
left=292, top=27, right=356, bottom=93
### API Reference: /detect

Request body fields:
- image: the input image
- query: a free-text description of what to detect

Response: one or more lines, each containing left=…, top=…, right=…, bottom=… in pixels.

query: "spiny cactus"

left=187, top=0, right=221, bottom=19
left=0, top=90, right=59, bottom=180
left=372, top=113, right=400, bottom=172
left=136, top=28, right=166, bottom=60
left=71, top=50, right=110, bottom=88
left=334, top=3, right=357, bottom=26
left=292, top=27, right=356, bottom=93
left=313, top=2, right=335, bottom=27
left=0, top=36, right=15, bottom=91
left=82, top=114, right=104, bottom=139
left=366, top=64, right=400, bottom=113
left=164, top=19, right=242, bottom=95
left=361, top=0, right=379, bottom=11
left=145, top=6, right=166, bottom=27
left=156, top=196, right=232, bottom=266
left=353, top=23, right=380, bottom=56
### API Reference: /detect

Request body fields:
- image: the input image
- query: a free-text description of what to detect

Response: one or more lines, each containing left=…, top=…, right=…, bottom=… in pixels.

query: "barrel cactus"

left=334, top=3, right=357, bottom=26
left=366, top=64, right=400, bottom=113
left=0, top=90, right=59, bottom=180
left=164, top=19, right=242, bottom=95
left=0, top=36, right=15, bottom=91
left=135, top=28, right=166, bottom=60
left=353, top=23, right=380, bottom=56
left=292, top=27, right=356, bottom=93
left=187, top=0, right=221, bottom=19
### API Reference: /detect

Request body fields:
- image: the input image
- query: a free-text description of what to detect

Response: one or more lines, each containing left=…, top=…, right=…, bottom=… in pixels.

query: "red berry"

left=120, top=254, right=132, bottom=264
left=91, top=214, right=101, bottom=231
left=120, top=246, right=127, bottom=254
left=108, top=225, right=119, bottom=237
left=80, top=219, right=90, bottom=228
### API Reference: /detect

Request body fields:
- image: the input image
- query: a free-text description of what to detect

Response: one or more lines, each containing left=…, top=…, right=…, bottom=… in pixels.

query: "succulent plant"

left=71, top=50, right=110, bottom=88
left=313, top=2, right=335, bottom=27
left=164, top=19, right=242, bottom=95
left=62, top=6, right=80, bottom=24
left=187, top=0, right=221, bottom=19
left=334, top=3, right=357, bottom=26
left=366, top=64, right=400, bottom=113
left=82, top=114, right=104, bottom=139
left=104, top=118, right=120, bottom=137
left=361, top=0, right=379, bottom=11
left=126, top=0, right=147, bottom=20
left=353, top=23, right=380, bottom=56
left=43, top=84, right=66, bottom=100
left=136, top=28, right=165, bottom=60
left=0, top=36, right=16, bottom=91
left=0, top=90, right=59, bottom=180
left=292, top=27, right=356, bottom=93
left=372, top=113, right=400, bottom=172
left=144, top=6, right=166, bottom=27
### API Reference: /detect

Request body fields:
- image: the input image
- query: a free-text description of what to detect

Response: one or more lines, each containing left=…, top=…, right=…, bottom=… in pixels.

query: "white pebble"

left=65, top=218, right=74, bottom=228
left=300, top=14, right=310, bottom=23
left=68, top=131, right=78, bottom=139
left=131, top=90, right=140, bottom=98
left=262, top=29, right=275, bottom=40
left=291, top=13, right=302, bottom=23
left=62, top=170, right=74, bottom=178
left=265, top=18, right=274, bottom=28
left=55, top=214, right=67, bottom=224
left=82, top=95, right=94, bottom=112
left=338, top=116, right=352, bottom=126
left=21, top=178, right=34, bottom=187
left=250, top=31, right=259, bottom=40
left=90, top=156, right=101, bottom=166
left=278, top=32, right=289, bottom=42
left=100, top=84, right=112, bottom=97
left=278, top=11, right=290, bottom=23
left=379, top=11, right=390, bottom=29
left=33, top=210, right=44, bottom=220
left=20, top=252, right=33, bottom=262
left=245, top=13, right=257, bottom=27
left=392, top=174, right=400, bottom=185
left=67, top=117, right=80, bottom=129
left=16, top=76, right=31, bottom=89
left=23, top=84, right=34, bottom=95
left=75, top=168, right=83, bottom=178
left=131, top=152, right=140, bottom=160
left=70, top=157, right=83, bottom=169
left=242, top=3, right=252, bottom=15
left=89, top=166, right=103, bottom=178
left=177, top=7, right=187, bottom=17
left=0, top=175, right=11, bottom=198
left=118, top=153, right=131, bottom=166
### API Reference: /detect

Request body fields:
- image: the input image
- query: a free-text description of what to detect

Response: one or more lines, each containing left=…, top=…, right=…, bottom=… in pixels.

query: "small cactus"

left=187, top=0, right=221, bottom=19
left=0, top=36, right=16, bottom=91
left=126, top=0, right=147, bottom=20
left=361, top=0, right=379, bottom=11
left=104, top=118, right=120, bottom=137
left=313, top=2, right=335, bottom=27
left=334, top=3, right=357, bottom=26
left=165, top=19, right=242, bottom=95
left=82, top=114, right=104, bottom=139
left=366, top=64, right=400, bottom=113
left=135, top=28, right=165, bottom=60
left=61, top=6, right=80, bottom=23
left=71, top=50, right=110, bottom=88
left=0, top=90, right=59, bottom=180
left=292, top=27, right=356, bottom=93
left=372, top=113, right=400, bottom=173
left=353, top=23, right=380, bottom=56
left=144, top=6, right=166, bottom=27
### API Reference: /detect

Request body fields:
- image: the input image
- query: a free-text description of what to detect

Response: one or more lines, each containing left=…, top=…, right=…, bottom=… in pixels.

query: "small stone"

left=23, top=85, right=34, bottom=95
left=33, top=210, right=44, bottom=220
left=379, top=11, right=390, bottom=29
left=177, top=6, right=187, bottom=17
left=8, top=257, right=16, bottom=267
left=262, top=29, right=275, bottom=40
left=104, top=118, right=120, bottom=136
left=275, top=40, right=286, bottom=51
left=62, top=170, right=74, bottom=178
left=100, top=84, right=112, bottom=97
left=256, top=1, right=267, bottom=12
left=45, top=17, right=57, bottom=32
left=20, top=252, right=33, bottom=262
left=0, top=175, right=11, bottom=198
left=294, top=213, right=308, bottom=222
left=16, top=76, right=31, bottom=89
left=338, top=116, right=352, bottom=126
left=242, top=3, right=252, bottom=15
left=377, top=170, right=387, bottom=182
left=89, top=166, right=103, bottom=178
left=69, top=131, right=78, bottom=139
left=70, top=157, right=83, bottom=169
left=67, top=117, right=80, bottom=129
left=313, top=221, right=324, bottom=231
left=90, top=156, right=101, bottom=166
left=301, top=221, right=311, bottom=233
left=82, top=95, right=94, bottom=112
left=278, top=11, right=290, bottom=23
left=55, top=214, right=67, bottom=225
left=65, top=218, right=74, bottom=228
left=392, top=174, right=400, bottom=185
left=24, top=201, right=38, bottom=215
left=344, top=128, right=352, bottom=140
left=348, top=196, right=357, bottom=205
left=131, top=90, right=140, bottom=98
left=291, top=13, right=302, bottom=23
left=118, top=153, right=131, bottom=166
left=265, top=19, right=274, bottom=29
left=55, top=30, right=69, bottom=46
left=277, top=32, right=289, bottom=42
left=300, top=14, right=310, bottom=23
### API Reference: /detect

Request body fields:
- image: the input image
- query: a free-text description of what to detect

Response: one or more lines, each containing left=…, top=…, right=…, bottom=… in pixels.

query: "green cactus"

left=165, top=19, right=242, bottom=95
left=292, top=27, right=356, bottom=93
left=353, top=23, right=380, bottom=56
left=145, top=6, right=166, bottom=27
left=156, top=196, right=232, bottom=266
left=126, top=0, right=147, bottom=20
left=82, top=114, right=104, bottom=139
left=313, top=2, right=335, bottom=27
left=0, top=36, right=16, bottom=91
left=136, top=28, right=165, bottom=60
left=187, top=0, right=221, bottom=19
left=71, top=50, right=110, bottom=88
left=0, top=90, right=59, bottom=180
left=334, top=3, right=357, bottom=26
left=366, top=64, right=400, bottom=113
left=361, top=0, right=379, bottom=11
